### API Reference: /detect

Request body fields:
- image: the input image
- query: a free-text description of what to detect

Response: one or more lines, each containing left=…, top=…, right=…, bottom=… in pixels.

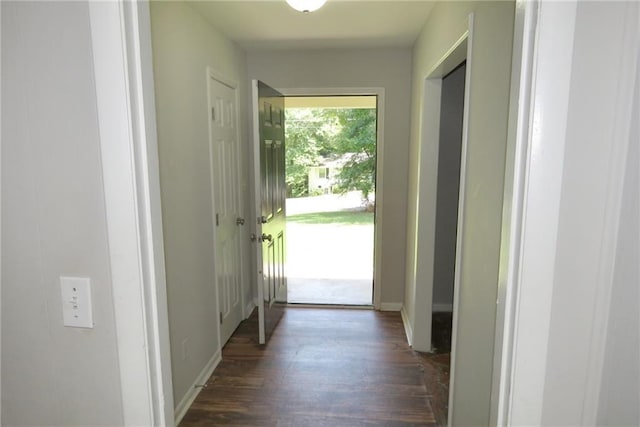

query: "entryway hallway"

left=179, top=308, right=441, bottom=426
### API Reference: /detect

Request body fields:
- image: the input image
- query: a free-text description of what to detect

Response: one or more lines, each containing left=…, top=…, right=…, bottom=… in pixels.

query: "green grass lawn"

left=287, top=210, right=374, bottom=226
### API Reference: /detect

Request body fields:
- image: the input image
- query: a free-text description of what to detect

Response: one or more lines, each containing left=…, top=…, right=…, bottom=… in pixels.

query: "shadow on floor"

left=416, top=311, right=453, bottom=427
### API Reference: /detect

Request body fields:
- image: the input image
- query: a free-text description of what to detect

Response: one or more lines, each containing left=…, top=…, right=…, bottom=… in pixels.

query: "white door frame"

left=410, top=15, right=473, bottom=359
left=250, top=80, right=264, bottom=343
left=491, top=2, right=581, bottom=423
left=277, top=87, right=385, bottom=309
left=490, top=1, right=541, bottom=423
left=89, top=1, right=174, bottom=425
left=492, top=0, right=640, bottom=424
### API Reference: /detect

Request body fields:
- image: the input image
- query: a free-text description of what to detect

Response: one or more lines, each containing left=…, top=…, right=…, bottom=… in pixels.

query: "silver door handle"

left=260, top=233, right=273, bottom=242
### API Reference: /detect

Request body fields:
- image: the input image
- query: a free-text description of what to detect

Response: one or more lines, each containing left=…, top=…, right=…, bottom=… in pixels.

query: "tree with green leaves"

left=284, top=109, right=331, bottom=197
left=323, top=108, right=377, bottom=202
left=284, top=107, right=377, bottom=201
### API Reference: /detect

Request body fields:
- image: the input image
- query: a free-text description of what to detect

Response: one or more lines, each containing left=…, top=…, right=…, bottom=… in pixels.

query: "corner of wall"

left=173, top=350, right=222, bottom=426
left=400, top=305, right=414, bottom=346
left=379, top=302, right=403, bottom=311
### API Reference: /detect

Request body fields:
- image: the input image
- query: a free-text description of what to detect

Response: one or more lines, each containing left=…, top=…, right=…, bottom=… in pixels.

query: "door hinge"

left=220, top=312, right=223, bottom=324
left=211, top=107, right=216, bottom=121
left=216, top=213, right=219, bottom=226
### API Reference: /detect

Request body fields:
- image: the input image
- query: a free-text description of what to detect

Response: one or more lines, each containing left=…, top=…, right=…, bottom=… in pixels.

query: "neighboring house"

left=2, top=1, right=638, bottom=427
left=307, top=165, right=333, bottom=194
left=307, top=153, right=364, bottom=194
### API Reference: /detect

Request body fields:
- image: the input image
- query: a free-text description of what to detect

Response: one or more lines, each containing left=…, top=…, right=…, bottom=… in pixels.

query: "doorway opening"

left=431, top=60, right=466, bottom=352
left=284, top=95, right=378, bottom=306
left=411, top=22, right=472, bottom=425
left=420, top=60, right=467, bottom=426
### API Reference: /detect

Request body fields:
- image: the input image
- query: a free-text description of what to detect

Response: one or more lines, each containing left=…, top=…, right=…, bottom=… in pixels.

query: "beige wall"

left=247, top=48, right=412, bottom=305
left=596, top=46, right=639, bottom=427
left=1, top=2, right=124, bottom=425
left=405, top=1, right=514, bottom=425
left=150, top=1, right=250, bottom=409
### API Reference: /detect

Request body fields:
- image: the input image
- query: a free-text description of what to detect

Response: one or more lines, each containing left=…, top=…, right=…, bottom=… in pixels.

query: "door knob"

left=260, top=233, right=273, bottom=242
left=236, top=217, right=245, bottom=226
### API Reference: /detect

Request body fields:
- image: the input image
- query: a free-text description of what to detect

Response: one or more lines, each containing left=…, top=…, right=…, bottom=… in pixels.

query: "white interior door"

left=209, top=74, right=243, bottom=346
left=252, top=80, right=287, bottom=344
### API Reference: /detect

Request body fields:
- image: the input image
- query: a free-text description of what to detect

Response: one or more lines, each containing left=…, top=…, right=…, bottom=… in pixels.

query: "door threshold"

left=286, top=303, right=374, bottom=310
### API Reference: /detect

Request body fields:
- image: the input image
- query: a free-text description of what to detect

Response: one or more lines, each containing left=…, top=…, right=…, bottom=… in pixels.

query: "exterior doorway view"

left=285, top=96, right=377, bottom=305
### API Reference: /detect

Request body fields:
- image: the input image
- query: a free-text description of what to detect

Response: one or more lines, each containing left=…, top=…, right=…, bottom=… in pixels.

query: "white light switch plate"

left=60, top=277, right=94, bottom=328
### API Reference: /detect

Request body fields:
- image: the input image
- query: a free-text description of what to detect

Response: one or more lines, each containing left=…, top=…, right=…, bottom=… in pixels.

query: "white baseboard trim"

left=400, top=306, right=413, bottom=346
left=433, top=303, right=453, bottom=312
left=378, top=302, right=403, bottom=311
left=287, top=303, right=373, bottom=310
left=245, top=299, right=257, bottom=319
left=174, top=350, right=222, bottom=425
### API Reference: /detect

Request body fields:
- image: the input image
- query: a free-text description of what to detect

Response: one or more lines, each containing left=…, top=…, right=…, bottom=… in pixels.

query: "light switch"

left=60, top=277, right=94, bottom=328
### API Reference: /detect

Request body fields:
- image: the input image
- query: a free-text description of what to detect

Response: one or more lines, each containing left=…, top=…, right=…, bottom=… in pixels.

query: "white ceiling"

left=187, top=0, right=436, bottom=51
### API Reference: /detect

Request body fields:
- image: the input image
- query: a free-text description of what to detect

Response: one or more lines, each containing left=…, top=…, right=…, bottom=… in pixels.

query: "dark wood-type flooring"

left=180, top=308, right=447, bottom=426
left=418, top=312, right=452, bottom=426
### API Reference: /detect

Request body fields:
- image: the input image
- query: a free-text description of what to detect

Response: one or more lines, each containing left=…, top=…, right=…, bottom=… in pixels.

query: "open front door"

left=252, top=80, right=287, bottom=344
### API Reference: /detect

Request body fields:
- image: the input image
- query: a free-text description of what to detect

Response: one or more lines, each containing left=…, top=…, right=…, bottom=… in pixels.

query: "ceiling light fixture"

left=286, top=0, right=327, bottom=13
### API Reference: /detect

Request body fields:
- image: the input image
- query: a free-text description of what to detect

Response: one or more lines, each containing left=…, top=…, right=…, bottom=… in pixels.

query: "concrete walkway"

left=286, top=193, right=374, bottom=305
